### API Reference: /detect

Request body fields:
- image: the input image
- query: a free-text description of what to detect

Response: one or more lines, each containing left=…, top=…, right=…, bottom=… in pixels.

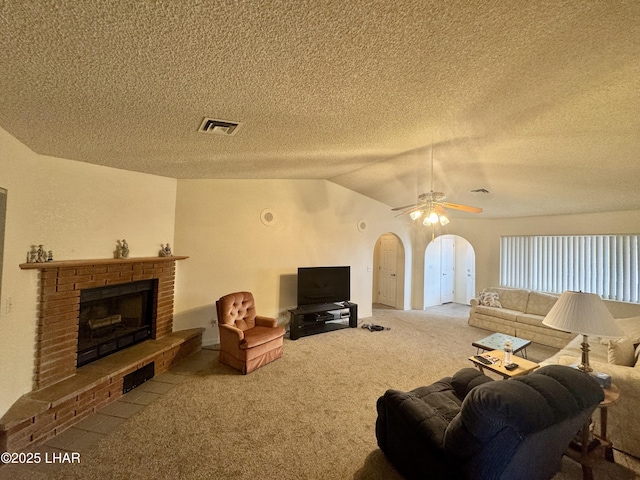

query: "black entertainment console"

left=288, top=302, right=358, bottom=340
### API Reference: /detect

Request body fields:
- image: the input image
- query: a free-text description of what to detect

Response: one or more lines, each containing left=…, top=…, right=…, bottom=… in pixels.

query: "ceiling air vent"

left=198, top=118, right=242, bottom=136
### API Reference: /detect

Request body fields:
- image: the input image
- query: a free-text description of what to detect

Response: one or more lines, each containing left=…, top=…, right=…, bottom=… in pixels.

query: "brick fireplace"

left=0, top=256, right=203, bottom=452
left=30, top=257, right=183, bottom=389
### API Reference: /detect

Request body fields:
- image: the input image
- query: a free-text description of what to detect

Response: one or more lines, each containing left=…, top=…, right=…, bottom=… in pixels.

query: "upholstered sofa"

left=468, top=287, right=572, bottom=348
left=469, top=287, right=640, bottom=349
left=376, top=366, right=604, bottom=480
left=469, top=286, right=640, bottom=458
left=541, top=315, right=640, bottom=459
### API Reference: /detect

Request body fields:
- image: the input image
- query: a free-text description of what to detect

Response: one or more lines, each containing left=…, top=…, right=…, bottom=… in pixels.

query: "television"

left=297, top=266, right=350, bottom=307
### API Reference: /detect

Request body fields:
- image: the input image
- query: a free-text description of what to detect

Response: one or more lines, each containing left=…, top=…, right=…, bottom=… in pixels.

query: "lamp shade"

left=542, top=291, right=624, bottom=338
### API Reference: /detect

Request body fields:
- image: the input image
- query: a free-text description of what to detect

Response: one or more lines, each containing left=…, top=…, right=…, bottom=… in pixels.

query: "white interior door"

left=378, top=234, right=398, bottom=307
left=465, top=244, right=476, bottom=304
left=440, top=236, right=455, bottom=303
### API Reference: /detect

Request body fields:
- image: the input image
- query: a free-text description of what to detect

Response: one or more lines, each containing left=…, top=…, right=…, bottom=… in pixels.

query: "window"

left=500, top=235, right=640, bottom=303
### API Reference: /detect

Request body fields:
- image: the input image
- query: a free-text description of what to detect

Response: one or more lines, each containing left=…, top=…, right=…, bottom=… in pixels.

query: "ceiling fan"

left=391, top=146, right=482, bottom=226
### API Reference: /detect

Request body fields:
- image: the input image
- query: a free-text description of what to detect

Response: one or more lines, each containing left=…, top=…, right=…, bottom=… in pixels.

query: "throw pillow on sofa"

left=478, top=292, right=502, bottom=308
left=607, top=316, right=640, bottom=366
left=608, top=336, right=637, bottom=366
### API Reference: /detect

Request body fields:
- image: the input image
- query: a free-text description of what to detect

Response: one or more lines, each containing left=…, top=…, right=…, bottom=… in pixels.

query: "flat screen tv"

left=297, top=266, right=350, bottom=306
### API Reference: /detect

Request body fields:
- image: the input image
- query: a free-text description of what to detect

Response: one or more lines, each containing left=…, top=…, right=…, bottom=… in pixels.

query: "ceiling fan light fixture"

left=390, top=144, right=482, bottom=227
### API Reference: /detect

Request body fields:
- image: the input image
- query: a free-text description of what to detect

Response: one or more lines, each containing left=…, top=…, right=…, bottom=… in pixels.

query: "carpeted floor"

left=11, top=304, right=640, bottom=479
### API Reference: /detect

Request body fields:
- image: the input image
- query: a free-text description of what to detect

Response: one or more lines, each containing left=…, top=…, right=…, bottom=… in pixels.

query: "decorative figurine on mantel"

left=28, top=245, right=37, bottom=263
left=116, top=239, right=130, bottom=259
left=37, top=245, right=47, bottom=263
left=159, top=243, right=173, bottom=257
left=28, top=245, right=52, bottom=263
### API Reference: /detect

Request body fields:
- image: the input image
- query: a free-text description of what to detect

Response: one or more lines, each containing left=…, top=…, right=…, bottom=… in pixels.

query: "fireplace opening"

left=77, top=280, right=155, bottom=367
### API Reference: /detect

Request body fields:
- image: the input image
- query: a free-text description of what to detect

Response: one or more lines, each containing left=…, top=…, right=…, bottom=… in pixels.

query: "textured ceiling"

left=0, top=1, right=639, bottom=218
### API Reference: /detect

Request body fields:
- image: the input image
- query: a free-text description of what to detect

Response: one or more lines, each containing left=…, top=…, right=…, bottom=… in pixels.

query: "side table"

left=565, top=384, right=620, bottom=480
left=596, top=384, right=620, bottom=462
left=468, top=349, right=539, bottom=379
left=472, top=333, right=532, bottom=359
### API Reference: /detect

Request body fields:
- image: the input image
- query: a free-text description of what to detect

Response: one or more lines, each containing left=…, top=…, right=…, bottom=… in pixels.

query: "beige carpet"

left=47, top=305, right=637, bottom=479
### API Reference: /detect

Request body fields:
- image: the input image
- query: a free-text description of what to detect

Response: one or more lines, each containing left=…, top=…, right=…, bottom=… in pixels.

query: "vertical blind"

left=500, top=235, right=640, bottom=303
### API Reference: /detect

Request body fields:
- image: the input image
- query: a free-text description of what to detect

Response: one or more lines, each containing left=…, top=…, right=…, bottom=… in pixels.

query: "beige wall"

left=0, top=127, right=177, bottom=417
left=172, top=179, right=411, bottom=345
left=409, top=211, right=640, bottom=308
left=2, top=119, right=639, bottom=417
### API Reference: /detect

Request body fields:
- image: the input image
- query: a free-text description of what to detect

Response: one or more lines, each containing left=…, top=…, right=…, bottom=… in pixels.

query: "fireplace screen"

left=77, top=280, right=155, bottom=367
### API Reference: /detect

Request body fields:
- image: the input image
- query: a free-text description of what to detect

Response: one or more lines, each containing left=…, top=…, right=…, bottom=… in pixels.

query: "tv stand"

left=289, top=302, right=357, bottom=340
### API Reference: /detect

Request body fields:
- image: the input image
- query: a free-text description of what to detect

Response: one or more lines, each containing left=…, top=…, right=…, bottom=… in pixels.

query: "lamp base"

left=578, top=334, right=593, bottom=373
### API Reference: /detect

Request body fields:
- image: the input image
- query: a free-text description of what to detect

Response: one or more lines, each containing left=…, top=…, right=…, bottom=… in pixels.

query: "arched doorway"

left=424, top=234, right=476, bottom=307
left=372, top=233, right=406, bottom=309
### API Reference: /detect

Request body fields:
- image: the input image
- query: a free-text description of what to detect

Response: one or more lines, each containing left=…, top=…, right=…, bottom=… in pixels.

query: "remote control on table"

left=474, top=355, right=493, bottom=365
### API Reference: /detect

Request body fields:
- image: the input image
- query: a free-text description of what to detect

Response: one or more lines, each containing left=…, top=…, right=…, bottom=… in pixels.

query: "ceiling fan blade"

left=442, top=202, right=483, bottom=214
left=391, top=203, right=421, bottom=211
left=394, top=205, right=424, bottom=217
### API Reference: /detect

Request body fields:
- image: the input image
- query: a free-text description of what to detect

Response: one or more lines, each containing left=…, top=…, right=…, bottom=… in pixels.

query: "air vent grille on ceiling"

left=198, top=118, right=242, bottom=136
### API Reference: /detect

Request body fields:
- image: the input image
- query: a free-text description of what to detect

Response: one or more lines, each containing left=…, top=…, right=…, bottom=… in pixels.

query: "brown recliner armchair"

left=215, top=291, right=285, bottom=374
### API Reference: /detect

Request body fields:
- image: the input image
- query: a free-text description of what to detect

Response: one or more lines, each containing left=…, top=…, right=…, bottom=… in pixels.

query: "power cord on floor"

left=360, top=323, right=390, bottom=332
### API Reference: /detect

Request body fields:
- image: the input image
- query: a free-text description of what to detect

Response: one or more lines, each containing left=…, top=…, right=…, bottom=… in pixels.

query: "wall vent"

left=123, top=362, right=155, bottom=394
left=198, top=118, right=242, bottom=136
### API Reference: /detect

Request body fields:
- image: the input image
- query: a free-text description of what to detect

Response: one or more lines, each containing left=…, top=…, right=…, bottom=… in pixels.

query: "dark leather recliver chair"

left=376, top=365, right=604, bottom=480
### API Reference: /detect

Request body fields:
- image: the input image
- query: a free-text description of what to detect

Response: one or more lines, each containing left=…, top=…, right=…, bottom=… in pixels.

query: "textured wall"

left=172, top=179, right=411, bottom=345
left=411, top=211, right=640, bottom=309
left=0, top=126, right=177, bottom=418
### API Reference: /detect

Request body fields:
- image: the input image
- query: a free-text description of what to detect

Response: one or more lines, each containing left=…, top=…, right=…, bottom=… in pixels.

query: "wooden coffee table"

left=473, top=333, right=532, bottom=359
left=469, top=349, right=540, bottom=379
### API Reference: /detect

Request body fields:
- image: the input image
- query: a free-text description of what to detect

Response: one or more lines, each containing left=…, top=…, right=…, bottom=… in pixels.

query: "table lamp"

left=542, top=291, right=623, bottom=372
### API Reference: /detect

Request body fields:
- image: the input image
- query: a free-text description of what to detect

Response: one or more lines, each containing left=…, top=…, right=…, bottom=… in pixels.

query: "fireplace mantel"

left=20, top=255, right=188, bottom=269
left=22, top=255, right=189, bottom=390
left=1, top=254, right=203, bottom=453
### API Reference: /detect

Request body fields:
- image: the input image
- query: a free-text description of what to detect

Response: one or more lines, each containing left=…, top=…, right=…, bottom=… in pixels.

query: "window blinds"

left=500, top=235, right=640, bottom=303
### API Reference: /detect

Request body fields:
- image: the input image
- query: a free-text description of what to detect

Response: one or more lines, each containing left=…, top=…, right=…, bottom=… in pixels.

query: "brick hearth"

left=0, top=256, right=203, bottom=453
left=25, top=256, right=187, bottom=389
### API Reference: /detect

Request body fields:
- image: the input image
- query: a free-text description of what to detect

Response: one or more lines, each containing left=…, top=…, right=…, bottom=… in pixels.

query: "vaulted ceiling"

left=1, top=1, right=639, bottom=218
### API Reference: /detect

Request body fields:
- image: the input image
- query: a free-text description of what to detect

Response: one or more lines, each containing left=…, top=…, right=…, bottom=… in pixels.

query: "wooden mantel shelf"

left=5, top=254, right=195, bottom=452
left=20, top=256, right=188, bottom=269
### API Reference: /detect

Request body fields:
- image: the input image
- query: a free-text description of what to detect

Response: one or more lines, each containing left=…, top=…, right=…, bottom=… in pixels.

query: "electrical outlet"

left=4, top=297, right=13, bottom=314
